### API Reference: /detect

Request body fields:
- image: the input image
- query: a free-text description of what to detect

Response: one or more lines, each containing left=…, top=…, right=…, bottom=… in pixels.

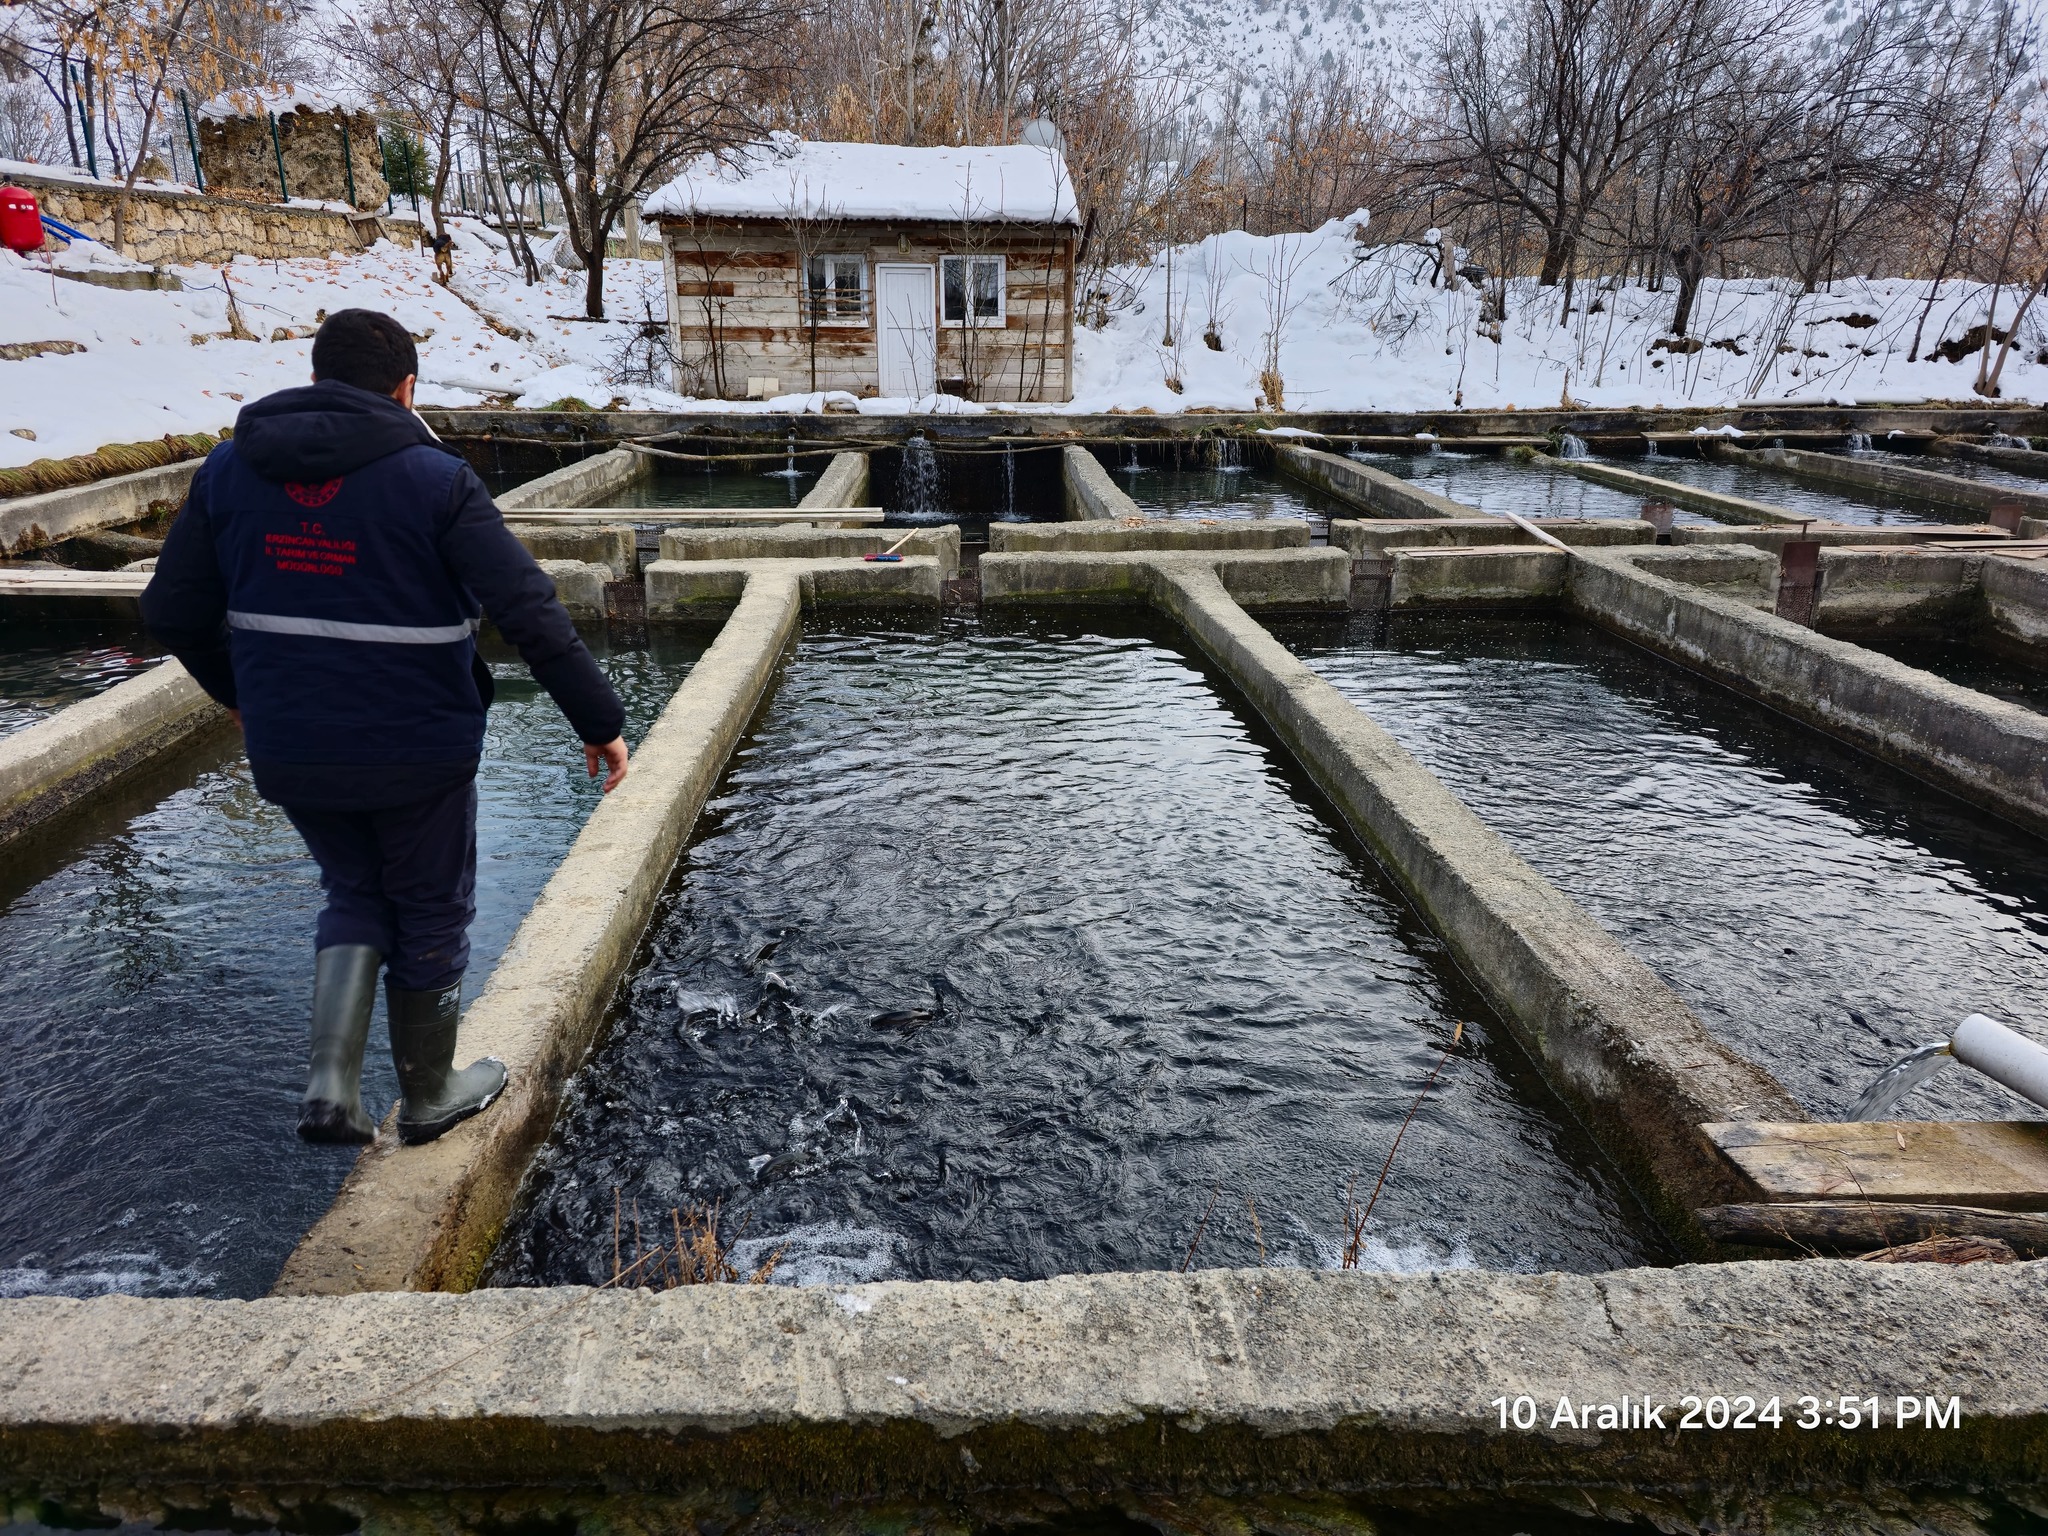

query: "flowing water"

left=610, top=465, right=820, bottom=509
left=1625, top=452, right=1964, bottom=526
left=1345, top=449, right=1722, bottom=528
left=488, top=613, right=1662, bottom=1288
left=1110, top=459, right=1350, bottom=535
left=0, top=625, right=163, bottom=737
left=892, top=434, right=949, bottom=523
left=0, top=633, right=705, bottom=1300
left=1272, top=611, right=2048, bottom=1121
left=1847, top=1040, right=1954, bottom=1119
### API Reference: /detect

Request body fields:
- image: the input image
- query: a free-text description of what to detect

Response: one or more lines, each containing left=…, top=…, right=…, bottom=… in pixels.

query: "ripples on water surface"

left=490, top=614, right=1660, bottom=1289
left=0, top=625, right=162, bottom=737
left=609, top=466, right=820, bottom=509
left=0, top=634, right=703, bottom=1299
left=1105, top=459, right=1349, bottom=533
left=1348, top=449, right=1722, bottom=527
left=1624, top=453, right=1962, bottom=526
left=1276, top=611, right=2048, bottom=1120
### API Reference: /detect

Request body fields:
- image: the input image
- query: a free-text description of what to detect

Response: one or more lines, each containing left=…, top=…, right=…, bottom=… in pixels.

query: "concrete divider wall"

left=276, top=574, right=804, bottom=1295
left=533, top=560, right=610, bottom=621
left=1144, top=559, right=1801, bottom=1230
left=1568, top=547, right=2048, bottom=838
left=496, top=448, right=649, bottom=512
left=799, top=451, right=871, bottom=509
left=1814, top=548, right=1982, bottom=633
left=980, top=548, right=1350, bottom=612
left=990, top=521, right=1311, bottom=553
left=643, top=556, right=944, bottom=621
left=1982, top=555, right=2048, bottom=653
left=0, top=459, right=201, bottom=555
left=1063, top=443, right=1143, bottom=520
left=508, top=523, right=637, bottom=578
left=1388, top=546, right=1565, bottom=607
left=1729, top=443, right=2048, bottom=519
left=659, top=524, right=961, bottom=580
left=0, top=661, right=227, bottom=847
left=1329, top=517, right=1651, bottom=558
left=1274, top=444, right=1464, bottom=519
left=1627, top=545, right=1777, bottom=608
left=4, top=1263, right=2046, bottom=1514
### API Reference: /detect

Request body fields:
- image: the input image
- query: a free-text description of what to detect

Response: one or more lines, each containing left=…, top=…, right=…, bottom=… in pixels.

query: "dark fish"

left=871, top=1008, right=935, bottom=1034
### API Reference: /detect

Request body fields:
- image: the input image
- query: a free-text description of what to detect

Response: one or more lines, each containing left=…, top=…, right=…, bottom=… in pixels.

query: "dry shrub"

left=612, top=1192, right=782, bottom=1288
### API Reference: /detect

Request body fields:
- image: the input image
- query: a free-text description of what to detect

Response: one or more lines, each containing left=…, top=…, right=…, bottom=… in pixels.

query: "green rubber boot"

left=298, top=944, right=382, bottom=1144
left=388, top=977, right=507, bottom=1146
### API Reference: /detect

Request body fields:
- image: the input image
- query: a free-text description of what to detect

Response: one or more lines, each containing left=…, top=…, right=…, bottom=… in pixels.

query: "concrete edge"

left=0, top=661, right=227, bottom=848
left=496, top=448, right=649, bottom=512
left=1063, top=443, right=1144, bottom=520
left=1539, top=452, right=1805, bottom=527
left=1273, top=444, right=1465, bottom=520
left=1729, top=443, right=2048, bottom=518
left=273, top=575, right=803, bottom=1295
left=799, top=451, right=870, bottom=509
left=988, top=521, right=1313, bottom=554
left=644, top=557, right=944, bottom=621
left=0, top=459, right=201, bottom=554
left=656, top=526, right=962, bottom=581
left=2, top=1263, right=2045, bottom=1506
left=979, top=548, right=1351, bottom=612
left=1568, top=547, right=2048, bottom=838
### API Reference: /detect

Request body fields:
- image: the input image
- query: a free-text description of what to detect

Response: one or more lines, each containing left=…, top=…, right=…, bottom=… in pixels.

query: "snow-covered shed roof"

left=644, top=135, right=1079, bottom=226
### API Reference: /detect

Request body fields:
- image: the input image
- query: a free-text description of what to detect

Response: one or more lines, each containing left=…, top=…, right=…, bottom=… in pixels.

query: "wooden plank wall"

left=657, top=217, right=1075, bottom=403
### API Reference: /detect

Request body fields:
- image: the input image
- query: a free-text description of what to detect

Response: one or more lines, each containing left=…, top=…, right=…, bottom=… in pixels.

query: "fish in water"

left=871, top=1008, right=935, bottom=1034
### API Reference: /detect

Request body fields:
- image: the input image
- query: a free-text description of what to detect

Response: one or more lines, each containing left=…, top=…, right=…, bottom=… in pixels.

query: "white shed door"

left=875, top=264, right=936, bottom=400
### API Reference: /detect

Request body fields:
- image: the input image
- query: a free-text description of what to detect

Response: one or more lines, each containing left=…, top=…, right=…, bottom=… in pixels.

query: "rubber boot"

left=387, top=977, right=507, bottom=1146
left=298, top=944, right=382, bottom=1144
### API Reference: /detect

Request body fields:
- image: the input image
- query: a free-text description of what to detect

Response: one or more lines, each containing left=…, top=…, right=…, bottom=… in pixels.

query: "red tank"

left=0, top=186, right=43, bottom=255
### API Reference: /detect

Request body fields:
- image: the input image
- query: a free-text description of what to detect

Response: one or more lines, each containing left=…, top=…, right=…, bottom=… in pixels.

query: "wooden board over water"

left=1705, top=1120, right=2048, bottom=1208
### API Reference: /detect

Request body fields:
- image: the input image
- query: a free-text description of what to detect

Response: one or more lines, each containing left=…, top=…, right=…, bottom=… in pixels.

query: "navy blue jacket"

left=142, top=382, right=624, bottom=789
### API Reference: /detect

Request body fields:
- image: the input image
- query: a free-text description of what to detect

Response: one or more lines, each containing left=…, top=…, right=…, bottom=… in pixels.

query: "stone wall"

left=7, top=168, right=419, bottom=267
left=197, top=105, right=389, bottom=209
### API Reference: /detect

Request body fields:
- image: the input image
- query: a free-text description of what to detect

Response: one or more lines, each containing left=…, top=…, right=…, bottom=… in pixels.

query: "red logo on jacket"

left=286, top=478, right=344, bottom=507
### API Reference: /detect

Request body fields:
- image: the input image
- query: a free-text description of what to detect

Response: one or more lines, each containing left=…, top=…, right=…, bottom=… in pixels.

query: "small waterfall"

left=1002, top=443, right=1016, bottom=521
left=766, top=430, right=804, bottom=480
left=1847, top=1041, right=1953, bottom=1121
left=1425, top=440, right=1444, bottom=457
left=1644, top=440, right=1662, bottom=459
left=895, top=434, right=946, bottom=523
left=1120, top=443, right=1143, bottom=474
left=1990, top=430, right=2030, bottom=451
left=1557, top=433, right=1590, bottom=461
left=1845, top=432, right=1873, bottom=454
left=1214, top=436, right=1244, bottom=472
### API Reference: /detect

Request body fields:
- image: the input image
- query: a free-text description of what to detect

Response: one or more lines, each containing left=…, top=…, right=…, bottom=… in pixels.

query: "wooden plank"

left=1703, top=1120, right=2048, bottom=1209
left=1697, top=1200, right=2048, bottom=1255
left=675, top=280, right=737, bottom=298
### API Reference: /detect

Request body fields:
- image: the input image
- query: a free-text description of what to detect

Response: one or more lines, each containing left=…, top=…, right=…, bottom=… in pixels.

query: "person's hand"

left=586, top=737, right=629, bottom=793
left=227, top=708, right=242, bottom=730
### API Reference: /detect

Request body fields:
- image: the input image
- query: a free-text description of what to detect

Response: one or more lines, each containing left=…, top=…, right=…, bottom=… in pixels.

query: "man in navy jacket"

left=141, top=309, right=629, bottom=1147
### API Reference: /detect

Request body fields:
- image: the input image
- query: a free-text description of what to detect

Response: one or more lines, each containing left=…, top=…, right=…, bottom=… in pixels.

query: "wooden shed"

left=644, top=136, right=1079, bottom=404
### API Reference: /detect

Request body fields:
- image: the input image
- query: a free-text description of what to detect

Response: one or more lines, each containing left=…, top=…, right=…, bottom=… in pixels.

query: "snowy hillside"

left=4, top=215, right=2043, bottom=467
left=1072, top=220, right=2048, bottom=413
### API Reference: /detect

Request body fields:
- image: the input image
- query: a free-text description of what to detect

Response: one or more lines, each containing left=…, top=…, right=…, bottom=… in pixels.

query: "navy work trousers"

left=282, top=778, right=478, bottom=991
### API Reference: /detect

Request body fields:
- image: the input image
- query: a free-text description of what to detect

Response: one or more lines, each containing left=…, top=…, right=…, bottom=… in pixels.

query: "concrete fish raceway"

left=3, top=404, right=2048, bottom=1536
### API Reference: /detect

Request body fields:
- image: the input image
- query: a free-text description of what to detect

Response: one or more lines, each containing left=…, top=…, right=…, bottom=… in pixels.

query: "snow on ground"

left=1073, top=218, right=2048, bottom=414
left=0, top=217, right=680, bottom=468
left=4, top=211, right=2044, bottom=468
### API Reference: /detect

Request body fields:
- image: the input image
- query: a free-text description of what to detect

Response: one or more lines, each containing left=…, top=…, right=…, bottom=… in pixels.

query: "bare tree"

left=462, top=0, right=800, bottom=318
left=339, top=0, right=477, bottom=243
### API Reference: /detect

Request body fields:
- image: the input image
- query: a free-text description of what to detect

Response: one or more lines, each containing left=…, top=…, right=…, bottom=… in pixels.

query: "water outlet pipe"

left=1951, top=1012, right=2048, bottom=1111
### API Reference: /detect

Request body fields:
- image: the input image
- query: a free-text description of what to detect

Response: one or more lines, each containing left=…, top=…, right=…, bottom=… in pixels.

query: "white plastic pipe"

left=1951, top=1013, right=2048, bottom=1112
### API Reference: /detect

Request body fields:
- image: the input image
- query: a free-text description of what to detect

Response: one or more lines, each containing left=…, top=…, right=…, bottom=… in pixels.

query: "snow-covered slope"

left=1072, top=220, right=2048, bottom=413
left=4, top=215, right=2042, bottom=464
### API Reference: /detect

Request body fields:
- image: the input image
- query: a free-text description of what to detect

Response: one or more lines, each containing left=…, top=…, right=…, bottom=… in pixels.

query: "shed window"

left=804, top=255, right=867, bottom=324
left=941, top=255, right=1004, bottom=326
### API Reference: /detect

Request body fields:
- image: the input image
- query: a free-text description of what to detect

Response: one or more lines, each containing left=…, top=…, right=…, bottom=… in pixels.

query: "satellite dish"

left=1019, top=117, right=1064, bottom=153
